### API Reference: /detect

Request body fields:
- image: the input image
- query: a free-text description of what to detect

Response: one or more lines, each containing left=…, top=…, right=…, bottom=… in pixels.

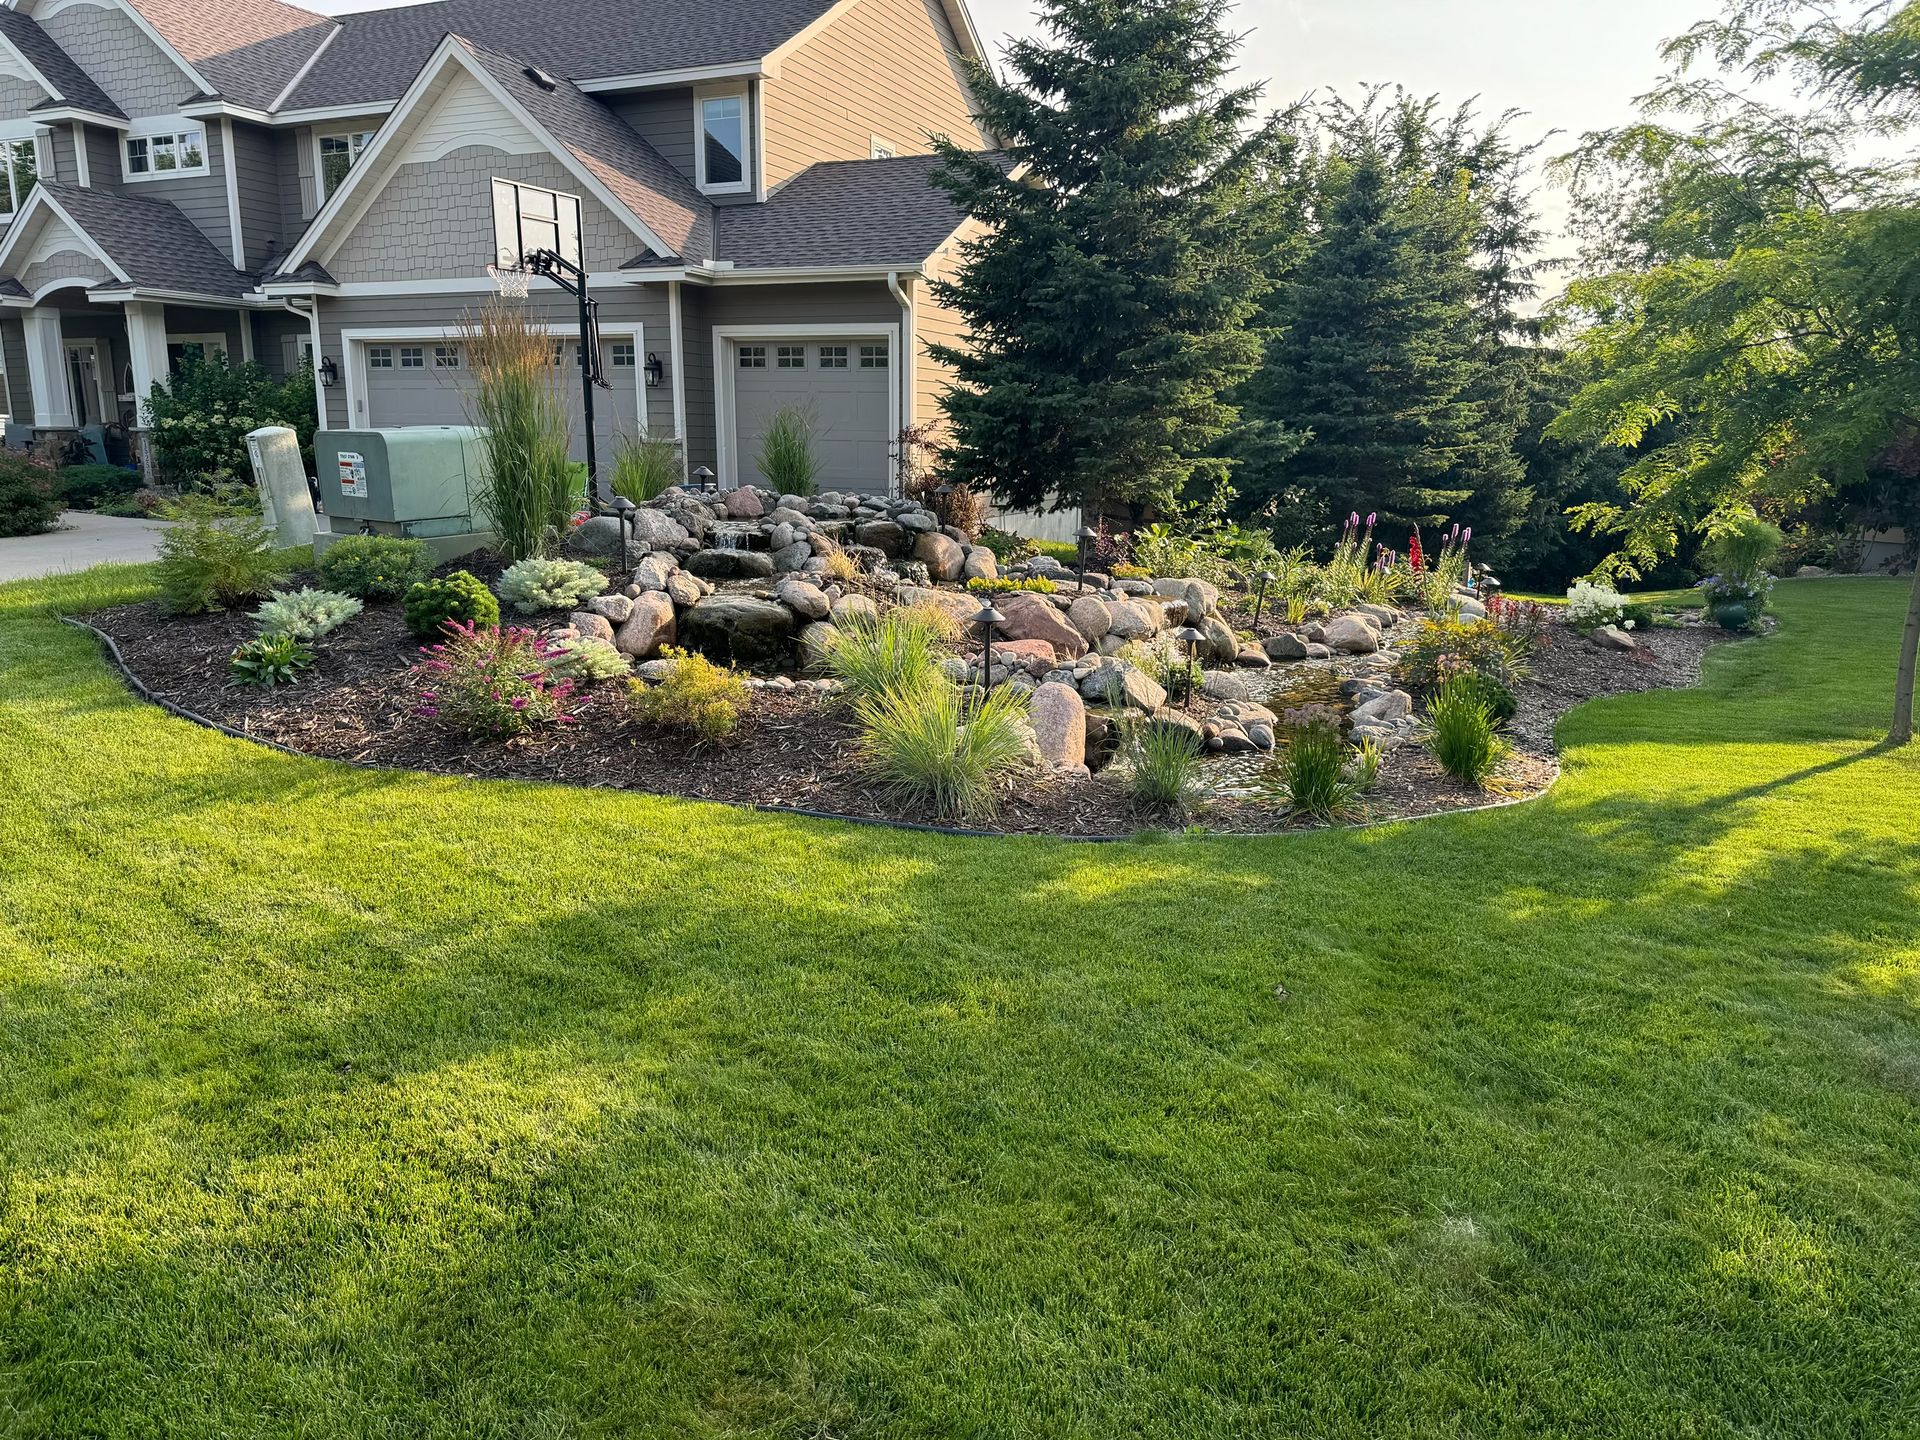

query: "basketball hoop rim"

left=487, top=262, right=531, bottom=299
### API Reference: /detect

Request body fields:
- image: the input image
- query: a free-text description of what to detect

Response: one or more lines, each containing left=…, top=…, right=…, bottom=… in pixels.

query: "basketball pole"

left=522, top=247, right=612, bottom=509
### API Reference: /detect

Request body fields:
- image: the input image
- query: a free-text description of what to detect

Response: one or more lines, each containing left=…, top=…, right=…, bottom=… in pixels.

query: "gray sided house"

left=0, top=0, right=994, bottom=492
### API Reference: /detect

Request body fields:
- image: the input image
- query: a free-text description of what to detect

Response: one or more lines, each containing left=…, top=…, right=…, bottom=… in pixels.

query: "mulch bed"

left=81, top=578, right=1730, bottom=839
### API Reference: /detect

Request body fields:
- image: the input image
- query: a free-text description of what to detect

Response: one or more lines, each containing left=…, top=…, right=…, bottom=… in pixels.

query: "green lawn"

left=2, top=570, right=1918, bottom=1438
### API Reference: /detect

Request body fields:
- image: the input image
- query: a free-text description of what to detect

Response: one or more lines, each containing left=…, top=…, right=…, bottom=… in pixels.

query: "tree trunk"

left=1894, top=564, right=1920, bottom=744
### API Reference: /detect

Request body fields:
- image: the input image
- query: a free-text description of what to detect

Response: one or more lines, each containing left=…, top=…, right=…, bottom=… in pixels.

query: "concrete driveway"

left=0, top=512, right=171, bottom=582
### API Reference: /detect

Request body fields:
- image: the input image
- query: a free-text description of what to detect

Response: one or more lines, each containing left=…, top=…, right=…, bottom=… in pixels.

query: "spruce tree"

left=927, top=0, right=1289, bottom=514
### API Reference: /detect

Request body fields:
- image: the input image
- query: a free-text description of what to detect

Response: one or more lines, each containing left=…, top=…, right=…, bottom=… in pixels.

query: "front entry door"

left=65, top=342, right=105, bottom=427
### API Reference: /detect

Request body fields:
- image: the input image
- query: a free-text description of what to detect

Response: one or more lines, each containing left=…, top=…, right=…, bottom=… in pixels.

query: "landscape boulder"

left=1263, top=632, right=1310, bottom=661
left=568, top=611, right=616, bottom=644
left=679, top=594, right=793, bottom=664
left=1078, top=657, right=1166, bottom=712
left=962, top=547, right=998, bottom=582
left=1066, top=594, right=1113, bottom=644
left=1106, top=598, right=1164, bottom=640
left=629, top=509, right=692, bottom=552
left=1593, top=623, right=1638, bottom=651
left=995, top=591, right=1088, bottom=660
left=831, top=593, right=880, bottom=627
left=686, top=547, right=776, bottom=580
left=1028, top=681, right=1087, bottom=771
left=774, top=577, right=831, bottom=621
left=564, top=515, right=624, bottom=559
left=614, top=591, right=677, bottom=658
left=1324, top=614, right=1382, bottom=654
left=915, top=531, right=966, bottom=582
left=1352, top=688, right=1413, bottom=724
left=632, top=553, right=676, bottom=592
left=722, top=488, right=764, bottom=519
left=855, top=519, right=910, bottom=557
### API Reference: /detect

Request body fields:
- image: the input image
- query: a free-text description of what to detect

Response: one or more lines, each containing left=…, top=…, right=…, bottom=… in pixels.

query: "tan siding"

left=761, top=0, right=986, bottom=189
left=911, top=234, right=975, bottom=440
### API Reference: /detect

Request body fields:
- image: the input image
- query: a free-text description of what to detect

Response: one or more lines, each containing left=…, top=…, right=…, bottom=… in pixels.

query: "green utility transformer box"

left=313, top=428, right=494, bottom=561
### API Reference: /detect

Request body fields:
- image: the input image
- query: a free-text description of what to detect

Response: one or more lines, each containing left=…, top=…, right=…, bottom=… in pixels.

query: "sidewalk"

left=0, top=512, right=171, bottom=582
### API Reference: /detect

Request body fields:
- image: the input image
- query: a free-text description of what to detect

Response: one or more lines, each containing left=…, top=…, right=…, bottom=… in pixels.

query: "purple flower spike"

left=1349, top=511, right=1361, bottom=528
left=1463, top=527, right=1472, bottom=542
left=1367, top=512, right=1377, bottom=527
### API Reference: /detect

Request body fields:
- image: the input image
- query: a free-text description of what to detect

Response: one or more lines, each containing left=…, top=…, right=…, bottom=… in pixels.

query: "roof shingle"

left=712, top=153, right=978, bottom=270
left=0, top=8, right=125, bottom=119
left=127, top=0, right=337, bottom=112
left=32, top=181, right=252, bottom=299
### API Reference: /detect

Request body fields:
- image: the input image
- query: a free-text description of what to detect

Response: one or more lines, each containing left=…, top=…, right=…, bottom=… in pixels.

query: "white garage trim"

left=340, top=321, right=644, bottom=433
left=713, top=321, right=899, bottom=491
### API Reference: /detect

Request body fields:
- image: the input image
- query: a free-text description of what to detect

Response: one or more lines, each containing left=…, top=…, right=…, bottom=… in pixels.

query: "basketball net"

left=487, top=256, right=531, bottom=299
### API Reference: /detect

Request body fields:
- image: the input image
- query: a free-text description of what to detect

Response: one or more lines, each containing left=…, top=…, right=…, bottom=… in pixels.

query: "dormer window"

left=0, top=136, right=39, bottom=220
left=125, top=124, right=206, bottom=180
left=697, top=88, right=749, bottom=194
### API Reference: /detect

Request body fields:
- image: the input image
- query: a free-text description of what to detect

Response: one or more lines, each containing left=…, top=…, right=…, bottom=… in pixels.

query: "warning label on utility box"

left=337, top=451, right=367, bottom=498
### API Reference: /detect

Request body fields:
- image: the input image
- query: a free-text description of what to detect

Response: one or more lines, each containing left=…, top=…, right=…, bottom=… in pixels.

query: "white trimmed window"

left=696, top=89, right=749, bottom=194
left=368, top=345, right=393, bottom=369
left=399, top=346, right=424, bottom=369
left=859, top=343, right=889, bottom=369
left=775, top=344, right=805, bottom=369
left=611, top=342, right=635, bottom=368
left=0, top=137, right=38, bottom=219
left=818, top=345, right=848, bottom=369
left=738, top=345, right=767, bottom=369
left=125, top=126, right=207, bottom=179
left=433, top=344, right=461, bottom=369
left=870, top=137, right=896, bottom=159
left=318, top=130, right=375, bottom=200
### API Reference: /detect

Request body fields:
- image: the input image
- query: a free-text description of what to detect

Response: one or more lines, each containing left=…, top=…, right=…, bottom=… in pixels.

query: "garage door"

left=732, top=338, right=891, bottom=493
left=361, top=338, right=641, bottom=462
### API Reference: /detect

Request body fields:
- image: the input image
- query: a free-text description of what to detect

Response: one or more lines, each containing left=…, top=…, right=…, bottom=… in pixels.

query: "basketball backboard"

left=490, top=177, right=584, bottom=272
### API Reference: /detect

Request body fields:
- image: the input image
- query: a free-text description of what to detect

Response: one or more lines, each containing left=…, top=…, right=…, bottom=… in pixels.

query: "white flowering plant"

left=1566, top=579, right=1627, bottom=632
left=143, top=349, right=315, bottom=484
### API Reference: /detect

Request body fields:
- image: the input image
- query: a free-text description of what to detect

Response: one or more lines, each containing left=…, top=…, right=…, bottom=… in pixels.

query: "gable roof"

left=126, top=0, right=337, bottom=112
left=280, top=0, right=841, bottom=112
left=3, top=182, right=252, bottom=299
left=710, top=153, right=978, bottom=270
left=279, top=31, right=711, bottom=274
left=0, top=8, right=125, bottom=119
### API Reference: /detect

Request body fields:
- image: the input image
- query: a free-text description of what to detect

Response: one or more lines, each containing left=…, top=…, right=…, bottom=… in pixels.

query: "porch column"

left=22, top=307, right=72, bottom=428
left=123, top=301, right=170, bottom=424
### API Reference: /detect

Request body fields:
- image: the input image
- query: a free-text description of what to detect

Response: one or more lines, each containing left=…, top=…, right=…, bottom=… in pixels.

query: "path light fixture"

left=973, top=599, right=1005, bottom=698
left=610, top=494, right=636, bottom=567
left=692, top=464, right=715, bottom=494
left=1076, top=524, right=1097, bottom=593
left=931, top=480, right=954, bottom=525
left=1175, top=624, right=1205, bottom=705
left=1251, top=569, right=1276, bottom=631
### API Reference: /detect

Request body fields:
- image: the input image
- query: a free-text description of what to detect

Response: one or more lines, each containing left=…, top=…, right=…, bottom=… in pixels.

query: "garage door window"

left=434, top=345, right=461, bottom=369
left=738, top=345, right=767, bottom=369
left=819, top=345, right=848, bottom=369
left=776, top=345, right=806, bottom=369
left=400, top=347, right=424, bottom=369
left=368, top=346, right=393, bottom=369
left=859, top=343, right=888, bottom=369
left=612, top=342, right=635, bottom=368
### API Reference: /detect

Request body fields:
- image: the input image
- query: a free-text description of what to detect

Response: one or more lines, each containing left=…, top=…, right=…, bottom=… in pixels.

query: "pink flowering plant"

left=411, top=620, right=579, bottom=738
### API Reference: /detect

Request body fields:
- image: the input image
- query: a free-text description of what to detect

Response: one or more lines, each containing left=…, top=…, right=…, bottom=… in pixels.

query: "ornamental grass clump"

left=155, top=498, right=294, bottom=613
left=628, top=647, right=750, bottom=745
left=1262, top=721, right=1372, bottom=822
left=1427, top=673, right=1507, bottom=786
left=497, top=556, right=607, bottom=614
left=250, top=587, right=362, bottom=643
left=315, top=534, right=433, bottom=602
left=460, top=301, right=577, bottom=560
left=403, top=570, right=499, bottom=639
left=411, top=621, right=578, bottom=738
left=1124, top=716, right=1206, bottom=818
left=852, top=679, right=1031, bottom=821
left=756, top=405, right=822, bottom=495
left=611, top=432, right=683, bottom=504
left=822, top=607, right=948, bottom=706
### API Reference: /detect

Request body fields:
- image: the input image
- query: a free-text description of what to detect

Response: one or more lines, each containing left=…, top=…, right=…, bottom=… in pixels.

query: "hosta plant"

left=497, top=556, right=608, bottom=614
left=411, top=622, right=579, bottom=738
left=228, top=632, right=313, bottom=688
left=250, top=587, right=362, bottom=643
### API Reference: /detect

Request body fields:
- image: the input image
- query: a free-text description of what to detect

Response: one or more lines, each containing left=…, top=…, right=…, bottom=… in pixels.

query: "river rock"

left=1324, top=614, right=1382, bottom=654
left=995, top=591, right=1088, bottom=660
left=1028, top=681, right=1087, bottom=771
left=614, top=591, right=676, bottom=658
left=723, top=488, right=764, bottom=519
left=915, top=531, right=965, bottom=582
left=774, top=577, right=831, bottom=621
left=686, top=547, right=776, bottom=579
left=680, top=594, right=793, bottom=664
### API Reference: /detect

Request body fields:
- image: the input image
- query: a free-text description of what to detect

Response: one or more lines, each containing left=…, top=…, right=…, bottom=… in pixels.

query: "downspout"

left=887, top=269, right=913, bottom=497
left=283, top=297, right=325, bottom=438
left=668, top=278, right=688, bottom=482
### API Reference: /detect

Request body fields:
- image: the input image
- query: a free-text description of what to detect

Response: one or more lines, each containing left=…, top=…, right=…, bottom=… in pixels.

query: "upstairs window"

left=318, top=130, right=375, bottom=199
left=697, top=90, right=748, bottom=193
left=0, top=136, right=37, bottom=219
left=125, top=126, right=206, bottom=179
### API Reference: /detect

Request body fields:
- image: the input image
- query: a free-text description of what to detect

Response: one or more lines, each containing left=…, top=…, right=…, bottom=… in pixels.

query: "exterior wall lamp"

left=318, top=356, right=338, bottom=387
left=644, top=351, right=664, bottom=388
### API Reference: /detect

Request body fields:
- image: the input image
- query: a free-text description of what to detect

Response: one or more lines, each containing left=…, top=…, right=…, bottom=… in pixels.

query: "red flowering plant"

left=411, top=620, right=580, bottom=738
left=1407, top=528, right=1424, bottom=573
left=1486, top=594, right=1553, bottom=656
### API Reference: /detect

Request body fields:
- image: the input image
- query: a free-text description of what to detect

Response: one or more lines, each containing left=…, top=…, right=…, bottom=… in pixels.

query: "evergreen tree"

left=927, top=0, right=1290, bottom=514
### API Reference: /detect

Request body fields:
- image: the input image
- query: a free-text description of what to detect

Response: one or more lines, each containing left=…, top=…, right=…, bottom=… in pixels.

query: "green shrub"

left=497, top=556, right=607, bottom=614
left=316, top=535, right=433, bottom=602
left=0, top=454, right=60, bottom=538
left=156, top=499, right=293, bottom=613
left=227, top=632, right=313, bottom=688
left=822, top=607, right=948, bottom=706
left=403, top=570, right=499, bottom=639
left=459, top=303, right=578, bottom=561
left=55, top=463, right=142, bottom=510
left=144, top=348, right=316, bottom=484
left=1621, top=601, right=1657, bottom=632
left=852, top=679, right=1031, bottom=820
left=1125, top=716, right=1206, bottom=818
left=755, top=405, right=821, bottom=495
left=966, top=575, right=1058, bottom=594
left=1395, top=617, right=1525, bottom=695
left=611, top=432, right=683, bottom=504
left=975, top=526, right=1037, bottom=565
left=250, top=587, right=362, bottom=643
left=629, top=647, right=750, bottom=745
left=1428, top=675, right=1507, bottom=786
left=1032, top=539, right=1081, bottom=566
left=1263, top=721, right=1367, bottom=822
left=1704, top=512, right=1784, bottom=582
left=546, top=634, right=630, bottom=682
left=412, top=623, right=578, bottom=738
